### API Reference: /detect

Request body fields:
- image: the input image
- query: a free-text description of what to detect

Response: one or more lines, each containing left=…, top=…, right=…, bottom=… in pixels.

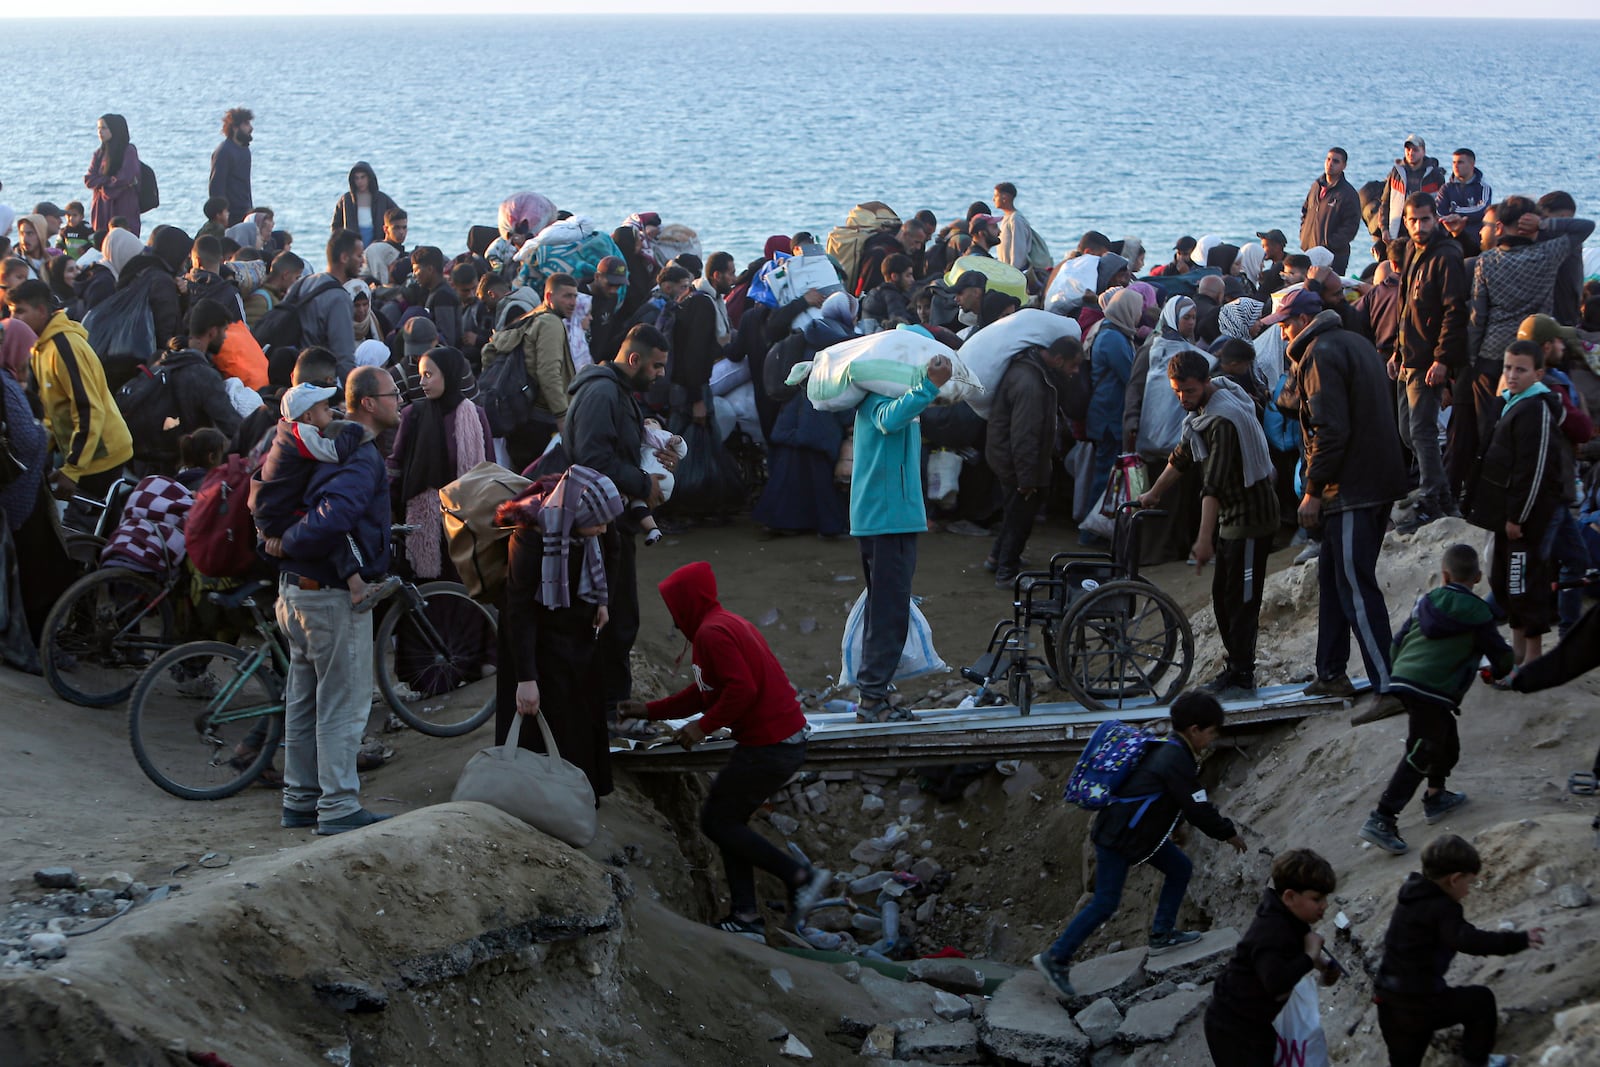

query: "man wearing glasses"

left=266, top=365, right=399, bottom=836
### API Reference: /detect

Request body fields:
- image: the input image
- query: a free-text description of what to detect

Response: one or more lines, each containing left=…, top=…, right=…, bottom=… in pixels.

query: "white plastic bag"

left=764, top=253, right=842, bottom=306
left=1272, top=974, right=1330, bottom=1067
left=840, top=590, right=947, bottom=687
left=926, top=449, right=962, bottom=504
left=1044, top=255, right=1101, bottom=316
left=956, top=309, right=1082, bottom=418
left=793, top=327, right=969, bottom=413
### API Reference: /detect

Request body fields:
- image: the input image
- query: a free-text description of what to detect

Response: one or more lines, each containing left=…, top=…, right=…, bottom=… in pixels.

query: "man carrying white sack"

left=850, top=350, right=953, bottom=722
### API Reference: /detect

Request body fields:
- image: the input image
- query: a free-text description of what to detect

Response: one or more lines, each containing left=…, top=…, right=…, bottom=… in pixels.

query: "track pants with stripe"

left=1214, top=535, right=1272, bottom=681
left=1316, top=504, right=1394, bottom=690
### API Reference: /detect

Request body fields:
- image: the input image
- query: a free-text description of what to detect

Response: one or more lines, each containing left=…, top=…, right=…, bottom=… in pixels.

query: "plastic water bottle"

left=822, top=699, right=857, bottom=716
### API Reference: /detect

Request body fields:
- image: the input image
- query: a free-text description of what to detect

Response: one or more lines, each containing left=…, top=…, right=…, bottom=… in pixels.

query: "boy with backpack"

left=1358, top=543, right=1514, bottom=855
left=1374, top=834, right=1542, bottom=1067
left=248, top=381, right=396, bottom=612
left=1204, top=848, right=1341, bottom=1066
left=1033, top=691, right=1247, bottom=998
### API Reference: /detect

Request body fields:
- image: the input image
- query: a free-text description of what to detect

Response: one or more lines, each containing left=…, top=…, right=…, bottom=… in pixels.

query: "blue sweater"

left=278, top=438, right=392, bottom=585
left=850, top=374, right=940, bottom=537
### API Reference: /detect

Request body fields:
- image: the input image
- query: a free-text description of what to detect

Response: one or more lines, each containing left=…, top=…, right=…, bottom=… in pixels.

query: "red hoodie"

left=645, top=561, right=806, bottom=746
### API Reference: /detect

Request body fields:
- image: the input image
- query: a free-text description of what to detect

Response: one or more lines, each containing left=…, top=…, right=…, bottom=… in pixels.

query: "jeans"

left=856, top=533, right=918, bottom=705
left=990, top=485, right=1040, bottom=575
left=1047, top=841, right=1192, bottom=963
left=1378, top=985, right=1499, bottom=1067
left=276, top=579, right=374, bottom=820
left=1214, top=535, right=1272, bottom=680
left=1396, top=368, right=1447, bottom=510
left=701, top=741, right=808, bottom=914
left=1316, top=505, right=1394, bottom=691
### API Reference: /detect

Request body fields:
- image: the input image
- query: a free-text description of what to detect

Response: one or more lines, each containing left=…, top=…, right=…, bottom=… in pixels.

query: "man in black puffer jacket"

left=1375, top=834, right=1540, bottom=1067
left=1205, top=849, right=1341, bottom=1066
left=123, top=299, right=243, bottom=475
left=1031, top=693, right=1246, bottom=1000
left=1269, top=292, right=1407, bottom=699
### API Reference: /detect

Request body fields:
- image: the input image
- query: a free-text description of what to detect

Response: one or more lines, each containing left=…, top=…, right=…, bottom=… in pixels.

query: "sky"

left=0, top=1, right=1594, bottom=16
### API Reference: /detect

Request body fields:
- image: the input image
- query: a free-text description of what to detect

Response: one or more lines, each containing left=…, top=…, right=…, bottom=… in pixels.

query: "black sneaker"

left=1196, top=670, right=1236, bottom=695
left=315, top=808, right=393, bottom=836
left=1148, top=930, right=1203, bottom=955
left=1030, top=952, right=1075, bottom=1000
left=1360, top=811, right=1408, bottom=854
left=994, top=570, right=1018, bottom=588
left=281, top=806, right=317, bottom=829
left=1303, top=673, right=1356, bottom=699
left=713, top=915, right=767, bottom=943
left=1423, top=790, right=1469, bottom=825
left=1395, top=508, right=1438, bottom=535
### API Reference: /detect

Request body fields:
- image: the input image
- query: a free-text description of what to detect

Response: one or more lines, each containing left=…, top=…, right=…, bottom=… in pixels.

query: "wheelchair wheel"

left=1055, top=580, right=1193, bottom=711
left=1008, top=670, right=1034, bottom=716
left=42, top=568, right=178, bottom=707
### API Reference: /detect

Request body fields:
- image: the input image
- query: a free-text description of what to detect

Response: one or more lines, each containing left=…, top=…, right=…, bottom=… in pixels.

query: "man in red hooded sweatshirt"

left=620, top=561, right=831, bottom=941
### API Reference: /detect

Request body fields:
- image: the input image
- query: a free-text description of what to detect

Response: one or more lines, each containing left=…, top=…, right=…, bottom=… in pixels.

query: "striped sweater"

left=1168, top=416, right=1279, bottom=540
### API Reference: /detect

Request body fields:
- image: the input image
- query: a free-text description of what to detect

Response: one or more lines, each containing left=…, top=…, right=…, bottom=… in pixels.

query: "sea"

left=2, top=15, right=1597, bottom=275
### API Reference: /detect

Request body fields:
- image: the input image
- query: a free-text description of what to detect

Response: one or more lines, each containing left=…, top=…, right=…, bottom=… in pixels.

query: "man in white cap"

left=1378, top=134, right=1446, bottom=258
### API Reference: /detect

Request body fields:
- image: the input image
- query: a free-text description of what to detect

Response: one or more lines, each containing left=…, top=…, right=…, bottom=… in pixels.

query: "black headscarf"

left=99, top=113, right=130, bottom=176
left=150, top=225, right=194, bottom=275
left=398, top=346, right=471, bottom=504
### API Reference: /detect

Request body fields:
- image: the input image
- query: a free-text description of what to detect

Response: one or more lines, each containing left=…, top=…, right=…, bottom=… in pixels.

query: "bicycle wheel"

left=376, top=581, right=498, bottom=737
left=42, top=567, right=178, bottom=707
left=128, top=641, right=285, bottom=800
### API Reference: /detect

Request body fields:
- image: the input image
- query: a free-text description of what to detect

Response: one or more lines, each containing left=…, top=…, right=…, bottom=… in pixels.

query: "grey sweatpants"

left=277, top=579, right=373, bottom=820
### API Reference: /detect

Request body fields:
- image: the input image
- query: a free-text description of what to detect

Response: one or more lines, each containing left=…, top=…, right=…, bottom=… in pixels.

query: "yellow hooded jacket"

left=30, top=311, right=134, bottom=482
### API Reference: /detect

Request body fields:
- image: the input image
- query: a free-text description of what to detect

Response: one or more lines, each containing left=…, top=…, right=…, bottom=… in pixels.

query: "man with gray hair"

left=264, top=365, right=398, bottom=835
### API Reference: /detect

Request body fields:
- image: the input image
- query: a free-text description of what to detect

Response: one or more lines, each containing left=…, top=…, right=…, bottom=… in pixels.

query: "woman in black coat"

left=493, top=465, right=624, bottom=799
left=330, top=162, right=401, bottom=246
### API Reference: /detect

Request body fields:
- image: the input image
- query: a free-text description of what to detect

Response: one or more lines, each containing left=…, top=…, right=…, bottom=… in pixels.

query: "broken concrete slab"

left=779, top=1033, right=812, bottom=1059
left=1141, top=930, right=1238, bottom=985
left=905, top=957, right=985, bottom=995
left=1068, top=946, right=1148, bottom=1004
left=896, top=1020, right=979, bottom=1065
left=1114, top=985, right=1211, bottom=1045
left=1073, top=997, right=1123, bottom=1048
left=860, top=1024, right=897, bottom=1058
left=839, top=968, right=945, bottom=1030
left=932, top=989, right=974, bottom=1021
left=978, top=971, right=1092, bottom=1066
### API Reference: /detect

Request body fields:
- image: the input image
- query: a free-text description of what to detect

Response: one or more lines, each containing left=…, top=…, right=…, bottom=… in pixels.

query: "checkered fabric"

left=100, top=475, right=194, bottom=575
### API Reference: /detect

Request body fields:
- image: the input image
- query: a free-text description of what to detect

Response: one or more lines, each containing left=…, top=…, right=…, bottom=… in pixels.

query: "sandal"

left=854, top=702, right=914, bottom=724
left=1569, top=772, right=1599, bottom=796
left=609, top=718, right=662, bottom=741
left=254, top=765, right=285, bottom=789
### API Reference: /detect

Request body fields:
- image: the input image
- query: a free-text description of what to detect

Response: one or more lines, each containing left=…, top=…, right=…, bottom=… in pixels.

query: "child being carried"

left=633, top=418, right=688, bottom=546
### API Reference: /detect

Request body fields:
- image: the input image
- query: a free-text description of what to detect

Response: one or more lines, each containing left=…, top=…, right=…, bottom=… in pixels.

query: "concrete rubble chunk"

left=895, top=1020, right=979, bottom=1065
left=1067, top=945, right=1148, bottom=1005
left=27, top=932, right=68, bottom=960
left=1073, top=997, right=1124, bottom=1049
left=32, top=867, right=79, bottom=890
left=862, top=794, right=887, bottom=814
left=860, top=1024, right=896, bottom=1058
left=769, top=812, right=800, bottom=836
left=978, top=971, right=1092, bottom=1066
left=779, top=1033, right=813, bottom=1059
left=906, top=957, right=986, bottom=995
left=1140, top=929, right=1238, bottom=985
left=769, top=967, right=796, bottom=994
left=932, top=989, right=974, bottom=1021
left=1115, top=985, right=1211, bottom=1045
left=843, top=968, right=946, bottom=1027
left=1556, top=883, right=1592, bottom=909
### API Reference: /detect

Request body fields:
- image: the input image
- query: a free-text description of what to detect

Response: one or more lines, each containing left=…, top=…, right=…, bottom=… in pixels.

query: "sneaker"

left=352, top=575, right=404, bottom=615
left=984, top=555, right=1031, bottom=573
left=1303, top=673, right=1356, bottom=699
left=176, top=672, right=221, bottom=699
left=1351, top=693, right=1407, bottom=726
left=1423, top=790, right=1469, bottom=824
left=643, top=528, right=663, bottom=546
left=1215, top=678, right=1258, bottom=703
left=994, top=570, right=1018, bottom=588
left=713, top=915, right=767, bottom=944
left=1293, top=542, right=1321, bottom=566
left=1360, top=812, right=1408, bottom=854
left=1148, top=930, right=1203, bottom=955
left=788, top=867, right=832, bottom=926
left=945, top=519, right=992, bottom=537
left=1196, top=670, right=1236, bottom=695
left=1395, top=508, right=1438, bottom=535
left=315, top=808, right=394, bottom=836
left=1031, top=952, right=1075, bottom=1000
left=281, top=807, right=317, bottom=829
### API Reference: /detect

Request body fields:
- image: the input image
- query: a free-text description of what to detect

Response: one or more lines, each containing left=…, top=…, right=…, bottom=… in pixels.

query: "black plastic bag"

left=664, top=420, right=745, bottom=517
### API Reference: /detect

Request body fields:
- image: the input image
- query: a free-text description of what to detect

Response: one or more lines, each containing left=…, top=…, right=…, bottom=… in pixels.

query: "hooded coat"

left=1376, top=872, right=1528, bottom=997
left=1209, top=887, right=1316, bottom=1026
left=987, top=351, right=1059, bottom=491
left=644, top=562, right=806, bottom=745
left=1388, top=583, right=1514, bottom=712
left=330, top=162, right=401, bottom=244
left=116, top=225, right=193, bottom=351
left=29, top=311, right=134, bottom=482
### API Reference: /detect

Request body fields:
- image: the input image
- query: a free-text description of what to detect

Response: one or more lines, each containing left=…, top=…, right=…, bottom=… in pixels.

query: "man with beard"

left=584, top=256, right=632, bottom=363
left=286, top=230, right=363, bottom=376
left=209, top=107, right=254, bottom=226
left=565, top=324, right=675, bottom=732
left=130, top=299, right=243, bottom=473
left=1378, top=135, right=1447, bottom=260
left=1300, top=147, right=1363, bottom=274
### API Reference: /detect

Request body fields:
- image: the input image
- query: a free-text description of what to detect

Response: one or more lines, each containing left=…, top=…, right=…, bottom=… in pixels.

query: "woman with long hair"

left=83, top=113, right=142, bottom=236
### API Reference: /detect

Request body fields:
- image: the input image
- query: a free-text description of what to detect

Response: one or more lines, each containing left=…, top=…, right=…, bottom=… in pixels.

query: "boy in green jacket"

left=1359, top=544, right=1513, bottom=854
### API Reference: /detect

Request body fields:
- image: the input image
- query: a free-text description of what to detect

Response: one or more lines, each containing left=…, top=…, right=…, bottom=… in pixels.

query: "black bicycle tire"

left=376, top=581, right=498, bottom=737
left=42, top=567, right=177, bottom=708
left=128, top=641, right=284, bottom=801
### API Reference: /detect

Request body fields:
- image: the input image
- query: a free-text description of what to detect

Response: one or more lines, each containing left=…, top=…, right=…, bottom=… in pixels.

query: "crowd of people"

left=2, top=113, right=1597, bottom=1065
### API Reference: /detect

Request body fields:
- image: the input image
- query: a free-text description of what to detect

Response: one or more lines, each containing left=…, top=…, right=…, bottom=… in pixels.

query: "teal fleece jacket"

left=849, top=373, right=940, bottom=537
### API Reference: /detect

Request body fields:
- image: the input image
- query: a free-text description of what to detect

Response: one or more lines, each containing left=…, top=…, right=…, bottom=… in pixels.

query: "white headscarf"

left=102, top=228, right=144, bottom=280
left=354, top=339, right=390, bottom=367
left=1235, top=243, right=1265, bottom=286
left=1194, top=235, right=1223, bottom=270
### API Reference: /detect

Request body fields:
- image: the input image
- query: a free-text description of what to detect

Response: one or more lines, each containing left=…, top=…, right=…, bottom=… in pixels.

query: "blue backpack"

left=1063, top=720, right=1176, bottom=826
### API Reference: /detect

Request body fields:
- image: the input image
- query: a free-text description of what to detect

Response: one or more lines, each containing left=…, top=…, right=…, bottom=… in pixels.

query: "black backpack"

left=82, top=272, right=160, bottom=391
left=478, top=311, right=548, bottom=436
left=251, top=276, right=344, bottom=349
left=137, top=161, right=160, bottom=213
left=115, top=360, right=183, bottom=467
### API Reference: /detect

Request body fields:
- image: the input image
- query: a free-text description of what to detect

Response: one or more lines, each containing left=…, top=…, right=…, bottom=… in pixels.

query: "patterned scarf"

left=496, top=465, right=624, bottom=608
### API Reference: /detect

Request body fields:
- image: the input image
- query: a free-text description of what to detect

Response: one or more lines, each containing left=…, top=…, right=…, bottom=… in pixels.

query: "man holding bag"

left=620, top=562, right=830, bottom=942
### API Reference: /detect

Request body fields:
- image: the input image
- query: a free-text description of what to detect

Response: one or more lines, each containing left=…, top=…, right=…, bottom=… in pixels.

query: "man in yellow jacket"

left=5, top=280, right=133, bottom=526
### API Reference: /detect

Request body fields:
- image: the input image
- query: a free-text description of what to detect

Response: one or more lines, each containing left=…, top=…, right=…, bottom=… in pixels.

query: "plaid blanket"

left=101, top=475, right=193, bottom=575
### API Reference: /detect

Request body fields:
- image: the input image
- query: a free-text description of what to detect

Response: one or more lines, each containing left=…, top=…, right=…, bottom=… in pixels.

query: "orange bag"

left=214, top=321, right=268, bottom=389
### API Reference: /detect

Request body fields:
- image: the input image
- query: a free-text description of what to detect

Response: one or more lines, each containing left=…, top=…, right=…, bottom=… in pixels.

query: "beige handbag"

left=451, top=713, right=597, bottom=847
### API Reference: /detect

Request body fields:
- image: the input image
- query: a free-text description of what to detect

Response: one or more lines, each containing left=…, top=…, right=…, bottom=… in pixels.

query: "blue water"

left=2, top=15, right=1597, bottom=272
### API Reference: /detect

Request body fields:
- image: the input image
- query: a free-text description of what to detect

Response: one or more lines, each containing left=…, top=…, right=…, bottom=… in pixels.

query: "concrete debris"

left=1115, top=985, right=1211, bottom=1045
left=769, top=812, right=800, bottom=836
left=26, top=932, right=68, bottom=961
left=931, top=989, right=974, bottom=1021
left=862, top=794, right=887, bottom=814
left=895, top=1019, right=979, bottom=1064
left=1068, top=945, right=1148, bottom=1004
left=978, top=971, right=1092, bottom=1066
left=1556, top=883, right=1592, bottom=909
left=860, top=1023, right=897, bottom=1058
left=779, top=1033, right=813, bottom=1059
left=769, top=967, right=795, bottom=994
left=1140, top=929, right=1238, bottom=985
left=1074, top=997, right=1124, bottom=1048
left=32, top=868, right=79, bottom=890
left=905, top=957, right=985, bottom=995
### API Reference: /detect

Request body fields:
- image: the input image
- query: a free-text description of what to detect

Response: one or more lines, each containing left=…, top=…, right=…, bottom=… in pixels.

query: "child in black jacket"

left=1032, top=692, right=1247, bottom=1000
left=1375, top=835, right=1543, bottom=1067
left=1204, top=849, right=1341, bottom=1066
